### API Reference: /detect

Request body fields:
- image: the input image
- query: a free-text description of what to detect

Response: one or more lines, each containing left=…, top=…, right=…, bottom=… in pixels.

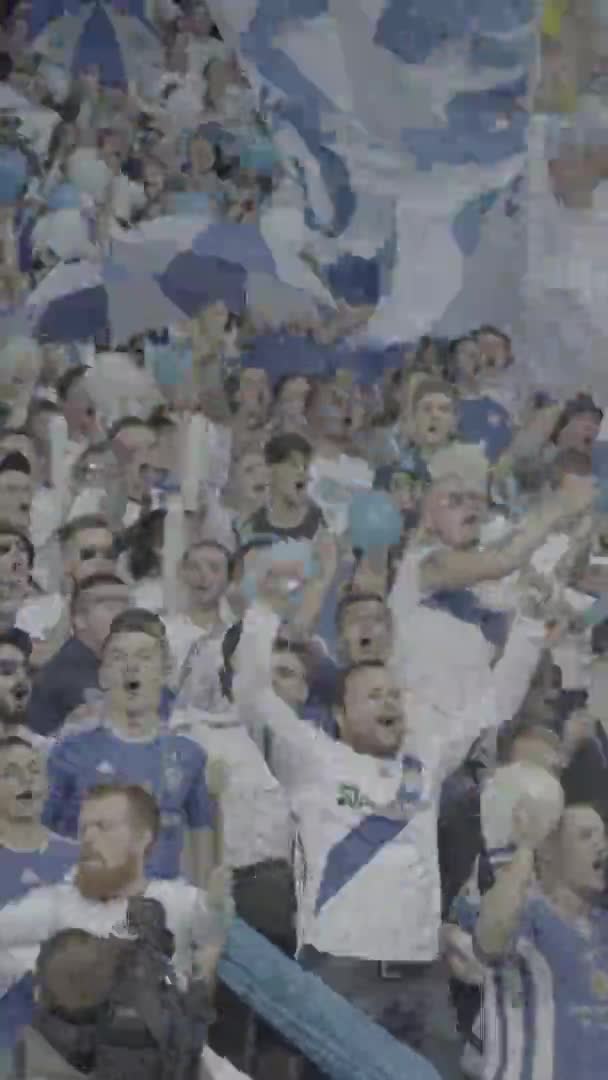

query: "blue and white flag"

left=208, top=0, right=534, bottom=343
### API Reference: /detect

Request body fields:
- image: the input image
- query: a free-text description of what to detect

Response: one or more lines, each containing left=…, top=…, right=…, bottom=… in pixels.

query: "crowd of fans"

left=0, top=2, right=605, bottom=1080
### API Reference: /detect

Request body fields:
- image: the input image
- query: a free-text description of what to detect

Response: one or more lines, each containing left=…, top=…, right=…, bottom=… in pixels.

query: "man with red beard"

left=0, top=782, right=233, bottom=1003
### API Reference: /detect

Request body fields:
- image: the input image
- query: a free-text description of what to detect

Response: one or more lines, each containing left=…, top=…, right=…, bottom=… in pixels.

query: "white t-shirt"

left=0, top=877, right=214, bottom=988
left=163, top=614, right=228, bottom=705
left=16, top=592, right=64, bottom=642
left=233, top=603, right=543, bottom=963
left=173, top=706, right=292, bottom=869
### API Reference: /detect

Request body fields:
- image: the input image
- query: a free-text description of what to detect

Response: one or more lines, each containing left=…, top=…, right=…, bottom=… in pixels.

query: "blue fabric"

left=191, top=223, right=276, bottom=275
left=43, top=727, right=215, bottom=878
left=0, top=838, right=77, bottom=1050
left=219, top=917, right=441, bottom=1080
left=315, top=755, right=425, bottom=913
left=458, top=395, right=513, bottom=462
left=35, top=284, right=109, bottom=344
left=28, top=636, right=100, bottom=737
left=422, top=589, right=509, bottom=650
left=71, top=4, right=128, bottom=88
left=155, top=253, right=247, bottom=317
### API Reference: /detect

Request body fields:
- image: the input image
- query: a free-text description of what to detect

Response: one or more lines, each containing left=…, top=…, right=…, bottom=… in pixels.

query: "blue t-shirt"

left=0, top=837, right=77, bottom=1049
left=43, top=728, right=216, bottom=878
left=483, top=896, right=608, bottom=1080
left=458, top=396, right=512, bottom=463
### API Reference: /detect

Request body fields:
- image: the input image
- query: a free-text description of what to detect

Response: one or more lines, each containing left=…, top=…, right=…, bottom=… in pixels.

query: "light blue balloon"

left=0, top=149, right=27, bottom=206
left=167, top=191, right=211, bottom=216
left=240, top=139, right=279, bottom=175
left=348, top=491, right=402, bottom=553
left=145, top=340, right=192, bottom=388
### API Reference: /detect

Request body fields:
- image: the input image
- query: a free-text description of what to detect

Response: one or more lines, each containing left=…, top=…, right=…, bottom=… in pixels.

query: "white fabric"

left=163, top=614, right=227, bottom=701
left=30, top=485, right=62, bottom=551
left=0, top=878, right=214, bottom=989
left=16, top=592, right=64, bottom=642
left=389, top=545, right=497, bottom=717
left=132, top=576, right=165, bottom=613
left=307, top=453, right=373, bottom=536
left=173, top=705, right=292, bottom=868
left=203, top=1047, right=252, bottom=1080
left=233, top=602, right=544, bottom=962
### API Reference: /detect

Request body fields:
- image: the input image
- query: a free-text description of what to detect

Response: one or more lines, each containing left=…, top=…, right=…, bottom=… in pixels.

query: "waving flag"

left=30, top=0, right=162, bottom=89
left=208, top=0, right=534, bottom=344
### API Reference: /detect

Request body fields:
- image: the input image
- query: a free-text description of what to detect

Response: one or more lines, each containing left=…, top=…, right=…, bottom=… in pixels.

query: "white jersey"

left=235, top=604, right=544, bottom=963
left=0, top=878, right=213, bottom=988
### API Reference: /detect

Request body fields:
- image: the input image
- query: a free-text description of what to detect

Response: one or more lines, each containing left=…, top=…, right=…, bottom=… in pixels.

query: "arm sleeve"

left=473, top=896, right=539, bottom=967
left=184, top=748, right=217, bottom=830
left=42, top=739, right=80, bottom=838
left=436, top=615, right=546, bottom=781
left=234, top=603, right=328, bottom=789
left=0, top=887, right=61, bottom=949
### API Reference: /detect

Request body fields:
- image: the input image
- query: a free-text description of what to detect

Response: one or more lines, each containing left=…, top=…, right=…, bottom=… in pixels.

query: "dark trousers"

left=298, top=949, right=463, bottom=1080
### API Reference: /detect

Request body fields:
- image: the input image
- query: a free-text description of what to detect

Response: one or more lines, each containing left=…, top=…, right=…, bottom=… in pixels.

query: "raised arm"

left=234, top=599, right=327, bottom=788
left=420, top=479, right=594, bottom=593
left=475, top=848, right=535, bottom=962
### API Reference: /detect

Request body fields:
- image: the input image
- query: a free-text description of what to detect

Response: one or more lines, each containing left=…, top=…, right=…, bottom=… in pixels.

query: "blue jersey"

left=483, top=896, right=608, bottom=1080
left=43, top=727, right=216, bottom=878
left=458, top=396, right=512, bottom=463
left=0, top=837, right=77, bottom=1049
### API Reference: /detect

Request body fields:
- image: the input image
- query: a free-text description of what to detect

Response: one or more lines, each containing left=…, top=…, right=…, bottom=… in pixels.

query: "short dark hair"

left=108, top=416, right=150, bottom=440
left=71, top=573, right=127, bottom=613
left=0, top=627, right=32, bottom=660
left=335, top=592, right=386, bottom=631
left=0, top=451, right=31, bottom=477
left=56, top=365, right=88, bottom=401
left=274, top=374, right=313, bottom=409
left=0, top=522, right=34, bottom=568
left=182, top=539, right=235, bottom=579
left=103, top=608, right=167, bottom=653
left=58, top=514, right=111, bottom=546
left=335, top=660, right=387, bottom=708
left=264, top=432, right=312, bottom=467
left=476, top=325, right=511, bottom=346
left=83, top=782, right=161, bottom=845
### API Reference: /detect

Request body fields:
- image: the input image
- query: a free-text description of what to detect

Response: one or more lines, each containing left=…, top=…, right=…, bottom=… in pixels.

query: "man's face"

left=558, top=411, right=601, bottom=454
left=0, top=644, right=30, bottom=724
left=411, top=393, right=456, bottom=451
left=426, top=480, right=485, bottom=549
left=271, top=452, right=310, bottom=509
left=74, top=584, right=129, bottom=653
left=112, top=425, right=156, bottom=463
left=558, top=806, right=607, bottom=897
left=477, top=332, right=511, bottom=374
left=276, top=377, right=310, bottom=425
left=0, top=469, right=32, bottom=530
left=338, top=665, right=404, bottom=757
left=340, top=600, right=392, bottom=664
left=65, top=527, right=116, bottom=585
left=0, top=744, right=45, bottom=823
left=237, top=369, right=271, bottom=430
left=100, top=630, right=165, bottom=719
left=234, top=452, right=268, bottom=509
left=388, top=471, right=418, bottom=514
left=455, top=339, right=482, bottom=386
left=0, top=535, right=30, bottom=618
left=77, top=794, right=148, bottom=901
left=63, top=378, right=98, bottom=440
left=181, top=545, right=229, bottom=610
left=271, top=649, right=308, bottom=709
left=314, top=381, right=363, bottom=442
left=189, top=135, right=214, bottom=175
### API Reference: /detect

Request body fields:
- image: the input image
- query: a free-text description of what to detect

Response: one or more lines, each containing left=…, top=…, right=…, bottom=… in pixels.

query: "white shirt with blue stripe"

left=234, top=603, right=545, bottom=963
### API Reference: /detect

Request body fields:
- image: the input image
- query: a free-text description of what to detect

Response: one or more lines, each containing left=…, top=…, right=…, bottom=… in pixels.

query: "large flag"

left=208, top=0, right=534, bottom=344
